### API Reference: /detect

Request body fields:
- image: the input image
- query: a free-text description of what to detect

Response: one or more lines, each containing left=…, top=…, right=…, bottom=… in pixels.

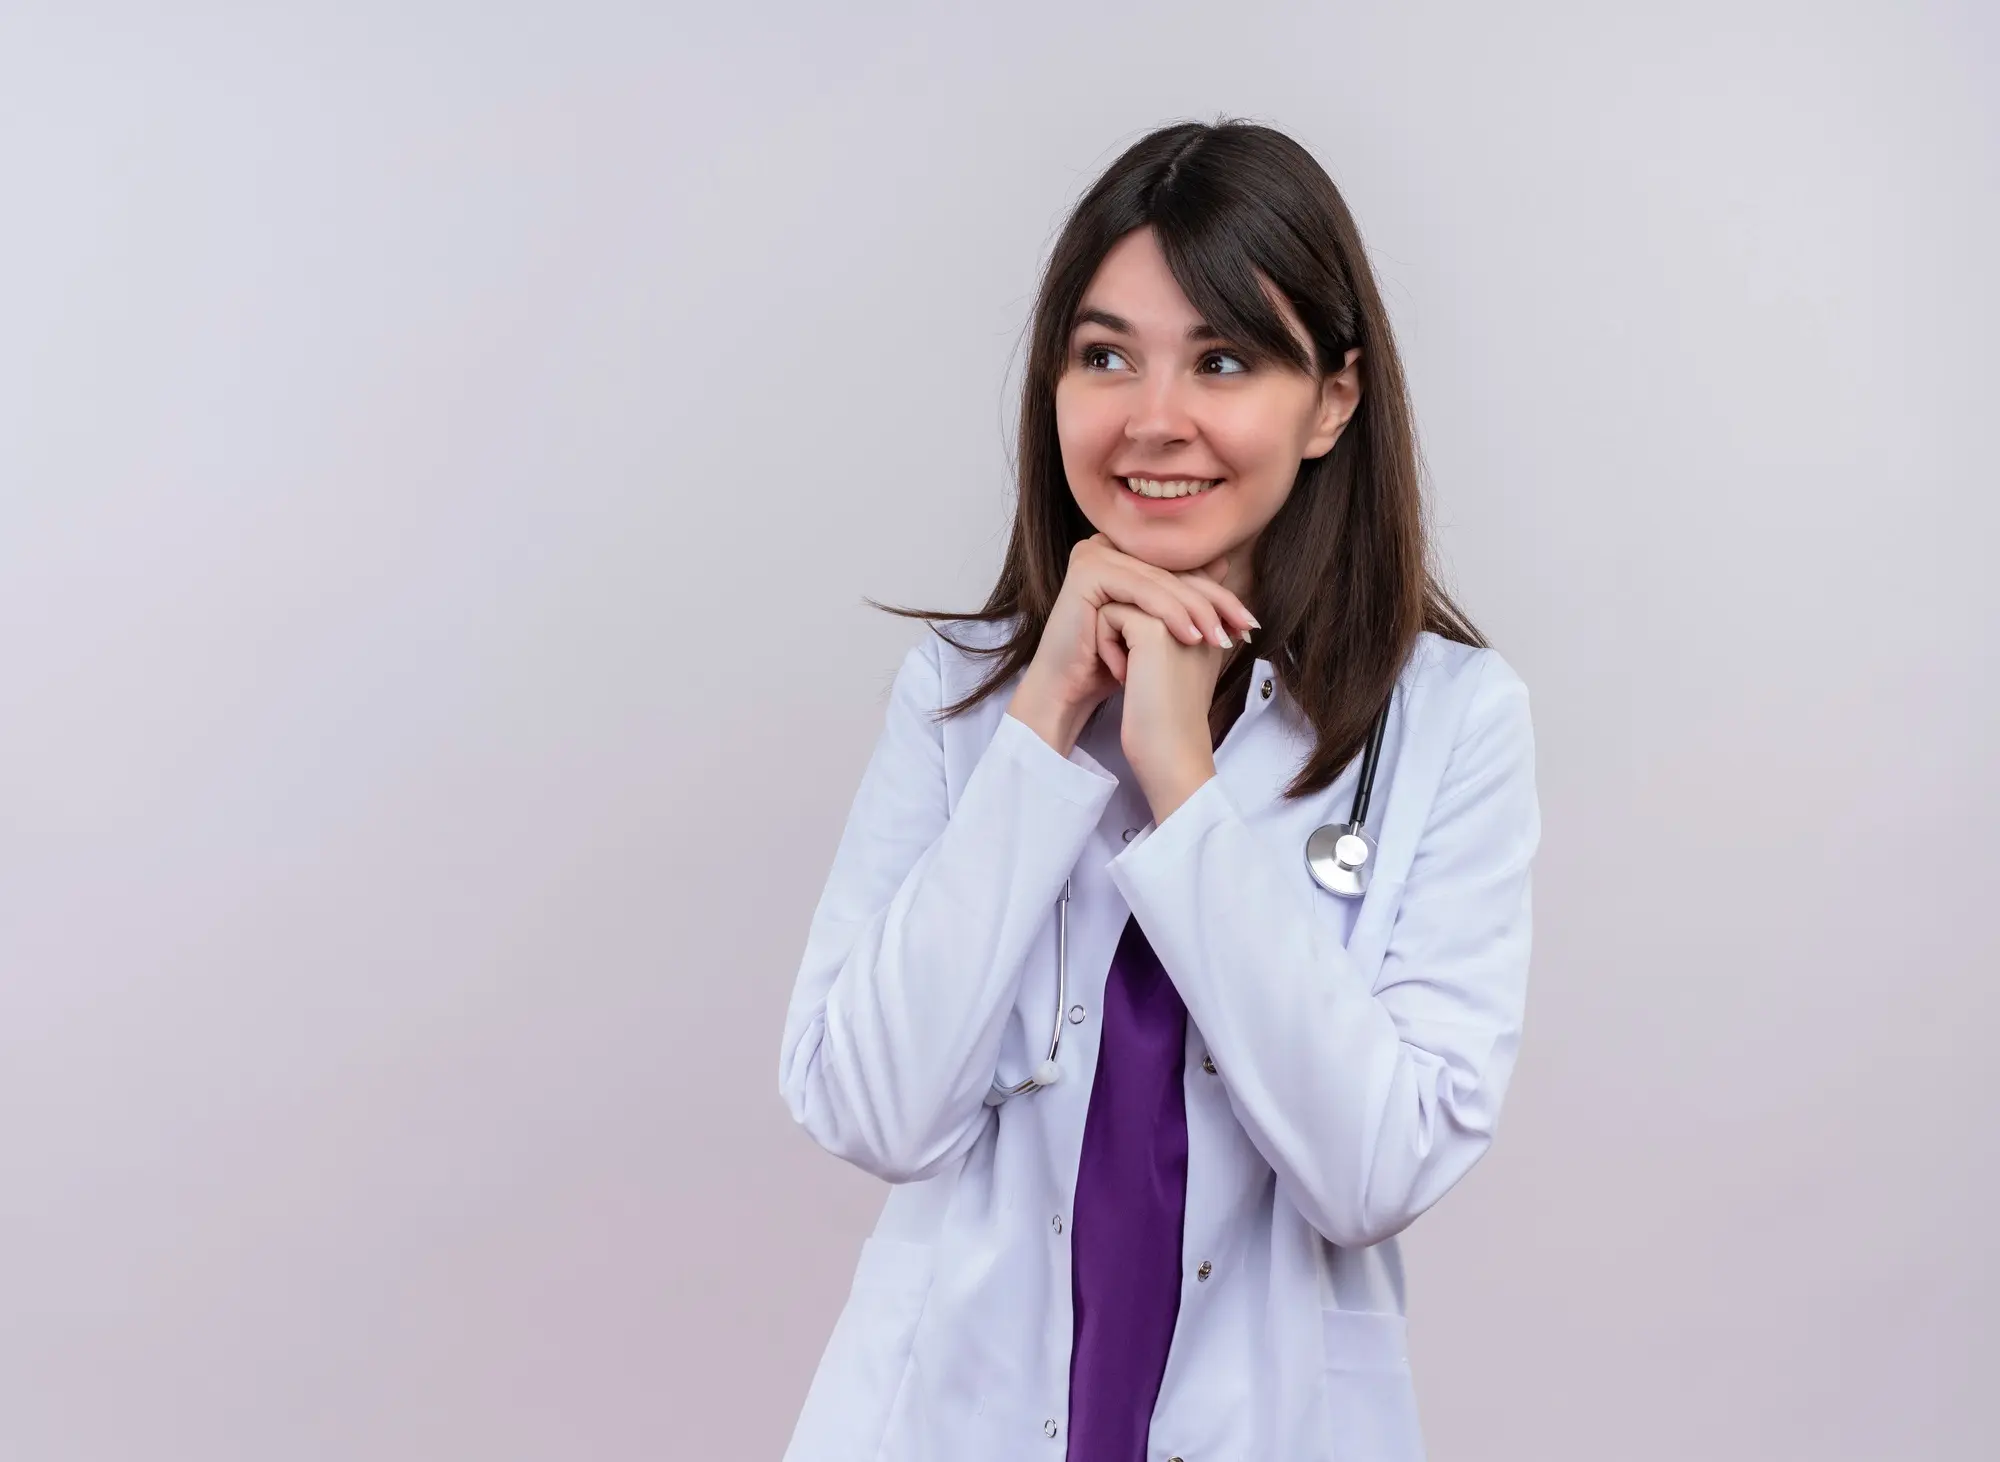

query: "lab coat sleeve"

left=1105, top=649, right=1540, bottom=1249
left=779, top=629, right=1120, bottom=1183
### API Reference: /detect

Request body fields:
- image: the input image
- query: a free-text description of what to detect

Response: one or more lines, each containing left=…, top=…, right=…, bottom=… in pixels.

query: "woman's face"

left=1054, top=225, right=1361, bottom=601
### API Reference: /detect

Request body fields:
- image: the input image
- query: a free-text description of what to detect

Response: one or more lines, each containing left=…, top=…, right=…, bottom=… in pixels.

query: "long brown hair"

left=867, top=117, right=1487, bottom=800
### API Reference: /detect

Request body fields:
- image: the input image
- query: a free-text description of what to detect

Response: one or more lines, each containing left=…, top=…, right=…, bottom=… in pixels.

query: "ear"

left=1301, top=346, right=1364, bottom=460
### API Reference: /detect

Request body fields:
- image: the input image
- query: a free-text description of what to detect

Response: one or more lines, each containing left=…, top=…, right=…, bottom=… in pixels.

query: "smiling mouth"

left=1122, top=476, right=1222, bottom=499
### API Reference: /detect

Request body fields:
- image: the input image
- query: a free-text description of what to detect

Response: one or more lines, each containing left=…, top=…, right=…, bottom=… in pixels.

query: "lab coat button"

left=1051, top=1214, right=1064, bottom=1234
left=1122, top=826, right=1139, bottom=842
left=1068, top=1004, right=1086, bottom=1024
left=1260, top=677, right=1273, bottom=699
left=1196, top=1260, right=1212, bottom=1281
left=1201, top=1054, right=1216, bottom=1074
left=1044, top=1419, right=1059, bottom=1438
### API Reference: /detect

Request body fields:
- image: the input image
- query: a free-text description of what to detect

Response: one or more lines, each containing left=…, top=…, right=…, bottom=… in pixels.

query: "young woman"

left=776, top=119, right=1541, bottom=1462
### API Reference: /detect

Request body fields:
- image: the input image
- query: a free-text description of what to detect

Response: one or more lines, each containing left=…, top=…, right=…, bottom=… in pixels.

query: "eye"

left=1198, top=351, right=1249, bottom=376
left=1077, top=343, right=1131, bottom=372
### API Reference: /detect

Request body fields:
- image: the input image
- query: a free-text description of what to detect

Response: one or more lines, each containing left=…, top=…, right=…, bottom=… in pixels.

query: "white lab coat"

left=777, top=613, right=1540, bottom=1462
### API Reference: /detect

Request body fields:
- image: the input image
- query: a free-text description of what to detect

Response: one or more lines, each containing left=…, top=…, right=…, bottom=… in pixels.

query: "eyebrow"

left=1071, top=307, right=1227, bottom=342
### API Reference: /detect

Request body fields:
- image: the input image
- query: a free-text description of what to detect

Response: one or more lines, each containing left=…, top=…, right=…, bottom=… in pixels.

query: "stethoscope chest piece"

left=1303, top=693, right=1393, bottom=902
left=1305, top=821, right=1375, bottom=898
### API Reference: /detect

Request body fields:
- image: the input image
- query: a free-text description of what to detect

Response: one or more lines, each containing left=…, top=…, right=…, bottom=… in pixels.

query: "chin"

left=1111, top=530, right=1236, bottom=573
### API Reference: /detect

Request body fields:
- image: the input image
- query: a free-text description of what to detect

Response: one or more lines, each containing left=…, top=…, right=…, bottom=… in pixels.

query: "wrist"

left=1141, top=753, right=1215, bottom=825
left=1007, top=675, right=1093, bottom=758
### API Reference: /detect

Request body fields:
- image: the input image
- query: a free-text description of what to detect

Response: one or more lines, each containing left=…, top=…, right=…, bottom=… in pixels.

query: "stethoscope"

left=987, top=691, right=1393, bottom=1103
left=1301, top=690, right=1391, bottom=899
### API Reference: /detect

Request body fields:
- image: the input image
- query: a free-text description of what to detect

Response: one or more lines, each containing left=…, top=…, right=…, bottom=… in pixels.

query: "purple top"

left=1064, top=911, right=1189, bottom=1461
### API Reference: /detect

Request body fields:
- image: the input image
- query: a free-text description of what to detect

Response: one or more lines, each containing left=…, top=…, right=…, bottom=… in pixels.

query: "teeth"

left=1123, top=477, right=1220, bottom=499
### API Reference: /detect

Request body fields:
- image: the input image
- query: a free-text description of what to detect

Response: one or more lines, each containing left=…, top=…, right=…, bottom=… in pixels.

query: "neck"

left=1223, top=540, right=1257, bottom=610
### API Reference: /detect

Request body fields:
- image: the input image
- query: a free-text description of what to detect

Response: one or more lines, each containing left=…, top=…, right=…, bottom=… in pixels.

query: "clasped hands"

left=1009, top=534, right=1260, bottom=827
left=1097, top=598, right=1236, bottom=825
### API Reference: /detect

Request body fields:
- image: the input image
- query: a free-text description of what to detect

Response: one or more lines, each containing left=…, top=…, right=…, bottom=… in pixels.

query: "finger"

left=1095, top=605, right=1128, bottom=683
left=1173, top=571, right=1258, bottom=641
left=1175, top=554, right=1254, bottom=628
left=1098, top=568, right=1208, bottom=647
left=1101, top=560, right=1234, bottom=647
left=1101, top=599, right=1182, bottom=656
left=1140, top=571, right=1243, bottom=649
left=1096, top=547, right=1256, bottom=645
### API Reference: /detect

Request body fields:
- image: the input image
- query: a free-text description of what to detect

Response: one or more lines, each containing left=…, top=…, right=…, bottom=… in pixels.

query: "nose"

left=1124, top=367, right=1197, bottom=449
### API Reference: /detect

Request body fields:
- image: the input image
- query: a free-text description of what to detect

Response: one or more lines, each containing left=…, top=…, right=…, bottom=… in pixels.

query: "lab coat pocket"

left=1319, top=1307, right=1427, bottom=1462
left=784, top=1236, right=935, bottom=1460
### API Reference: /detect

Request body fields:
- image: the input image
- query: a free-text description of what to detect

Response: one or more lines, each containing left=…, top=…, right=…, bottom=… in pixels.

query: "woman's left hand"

left=1096, top=599, right=1230, bottom=824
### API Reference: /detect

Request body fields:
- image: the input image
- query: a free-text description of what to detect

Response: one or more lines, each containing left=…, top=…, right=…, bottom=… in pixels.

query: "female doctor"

left=777, top=119, right=1541, bottom=1462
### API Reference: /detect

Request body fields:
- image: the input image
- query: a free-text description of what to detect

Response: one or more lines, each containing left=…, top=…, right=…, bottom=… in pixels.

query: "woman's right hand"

left=1006, top=533, right=1259, bottom=756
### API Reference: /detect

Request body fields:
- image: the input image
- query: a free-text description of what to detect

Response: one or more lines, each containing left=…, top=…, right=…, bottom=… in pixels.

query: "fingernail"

left=1212, top=626, right=1233, bottom=648
left=1240, top=626, right=1253, bottom=643
left=1246, top=613, right=1263, bottom=628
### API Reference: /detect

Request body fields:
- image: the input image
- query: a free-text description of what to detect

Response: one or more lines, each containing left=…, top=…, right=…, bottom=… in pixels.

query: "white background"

left=2, top=1, right=1994, bottom=1456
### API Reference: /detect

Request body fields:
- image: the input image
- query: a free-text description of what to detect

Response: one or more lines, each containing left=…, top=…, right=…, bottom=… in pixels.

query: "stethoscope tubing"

left=987, top=876, right=1071, bottom=1101
left=1349, top=691, right=1390, bottom=830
